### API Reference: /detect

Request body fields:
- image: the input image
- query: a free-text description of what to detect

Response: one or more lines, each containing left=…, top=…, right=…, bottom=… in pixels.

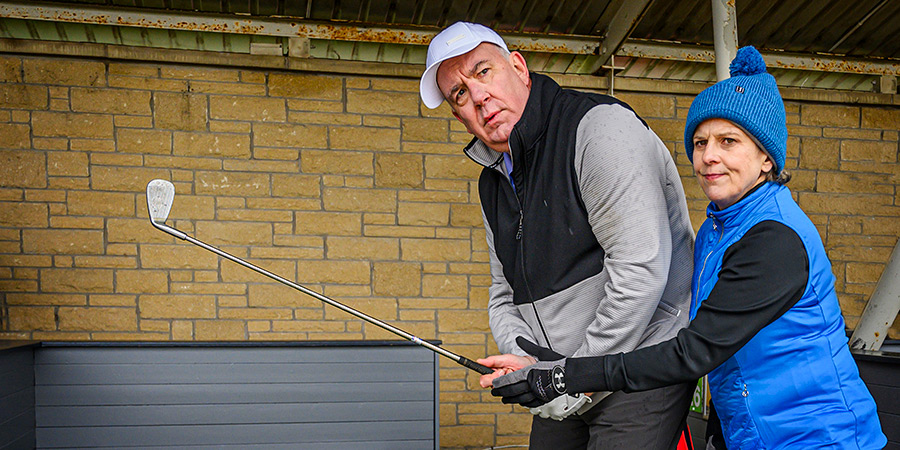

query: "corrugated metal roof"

left=1, top=0, right=897, bottom=92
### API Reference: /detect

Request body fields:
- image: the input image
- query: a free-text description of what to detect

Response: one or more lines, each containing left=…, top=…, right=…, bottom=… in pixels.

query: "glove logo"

left=551, top=366, right=566, bottom=395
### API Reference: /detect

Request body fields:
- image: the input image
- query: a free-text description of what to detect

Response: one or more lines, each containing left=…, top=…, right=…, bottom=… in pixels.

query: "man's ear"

left=509, top=51, right=531, bottom=87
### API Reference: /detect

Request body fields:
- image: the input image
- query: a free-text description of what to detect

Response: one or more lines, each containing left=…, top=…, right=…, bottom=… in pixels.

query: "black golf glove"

left=491, top=337, right=567, bottom=408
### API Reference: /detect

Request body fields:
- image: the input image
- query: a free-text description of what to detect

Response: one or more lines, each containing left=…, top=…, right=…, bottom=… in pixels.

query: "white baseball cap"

left=419, top=22, right=509, bottom=109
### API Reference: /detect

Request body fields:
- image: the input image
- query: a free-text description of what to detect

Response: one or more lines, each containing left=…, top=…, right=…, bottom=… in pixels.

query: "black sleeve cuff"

left=565, top=355, right=610, bottom=394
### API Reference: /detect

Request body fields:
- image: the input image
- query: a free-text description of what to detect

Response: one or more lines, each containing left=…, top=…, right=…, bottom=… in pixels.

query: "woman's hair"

left=765, top=168, right=791, bottom=185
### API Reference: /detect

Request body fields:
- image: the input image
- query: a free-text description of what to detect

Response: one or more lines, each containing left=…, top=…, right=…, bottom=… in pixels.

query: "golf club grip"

left=459, top=356, right=494, bottom=375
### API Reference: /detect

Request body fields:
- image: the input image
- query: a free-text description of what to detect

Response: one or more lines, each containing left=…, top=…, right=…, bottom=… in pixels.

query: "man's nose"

left=470, top=83, right=489, bottom=105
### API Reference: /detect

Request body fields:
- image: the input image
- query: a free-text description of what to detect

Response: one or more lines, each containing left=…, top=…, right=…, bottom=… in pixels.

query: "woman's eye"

left=694, top=140, right=706, bottom=147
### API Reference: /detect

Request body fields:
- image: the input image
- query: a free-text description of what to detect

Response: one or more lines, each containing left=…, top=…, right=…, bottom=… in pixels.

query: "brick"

left=9, top=307, right=56, bottom=331
left=139, top=295, right=216, bottom=319
left=272, top=174, right=320, bottom=198
left=189, top=81, right=266, bottom=96
left=326, top=236, right=398, bottom=260
left=440, top=425, right=494, bottom=448
left=161, top=66, right=239, bottom=81
left=822, top=128, right=882, bottom=140
left=617, top=93, right=676, bottom=118
left=288, top=111, right=359, bottom=126
left=330, top=127, right=400, bottom=152
left=816, top=171, right=892, bottom=194
left=195, top=320, right=246, bottom=339
left=0, top=84, right=49, bottom=110
left=32, top=111, right=113, bottom=139
left=425, top=155, right=482, bottom=180
left=7, top=293, right=85, bottom=306
left=195, top=221, right=272, bottom=245
left=0, top=123, right=30, bottom=149
left=403, top=142, right=464, bottom=155
left=249, top=283, right=320, bottom=308
left=302, top=150, right=373, bottom=175
left=401, top=239, right=470, bottom=261
left=450, top=204, right=483, bottom=227
left=116, top=270, right=168, bottom=293
left=295, top=260, right=370, bottom=285
left=59, top=307, right=137, bottom=331
left=846, top=262, right=884, bottom=284
left=294, top=211, right=361, bottom=235
left=148, top=192, right=217, bottom=220
left=253, top=122, right=327, bottom=148
left=71, top=88, right=151, bottom=115
left=398, top=202, right=449, bottom=226
left=323, top=298, right=398, bottom=321
left=0, top=254, right=53, bottom=267
left=195, top=171, right=269, bottom=196
left=67, top=191, right=134, bottom=217
left=24, top=59, right=105, bottom=86
left=70, top=139, right=115, bottom=153
left=0, top=56, right=21, bottom=82
left=87, top=294, right=135, bottom=306
left=400, top=190, right=468, bottom=203
left=268, top=73, right=343, bottom=100
left=840, top=140, right=897, bottom=163
left=220, top=308, right=293, bottom=321
left=0, top=202, right=47, bottom=227
left=861, top=107, right=900, bottom=129
left=801, top=104, right=859, bottom=127
left=91, top=166, right=170, bottom=192
left=42, top=268, right=113, bottom=292
left=375, top=153, right=423, bottom=188
left=0, top=150, right=45, bottom=188
left=402, top=118, right=448, bottom=142
left=173, top=132, right=250, bottom=158
left=117, top=129, right=172, bottom=154
left=347, top=90, right=418, bottom=115
left=373, top=262, right=421, bottom=296
left=287, top=99, right=343, bottom=112
left=23, top=229, right=104, bottom=254
left=223, top=159, right=297, bottom=173
left=46, top=152, right=87, bottom=177
left=209, top=96, right=285, bottom=122
left=154, top=92, right=208, bottom=131
left=323, top=188, right=396, bottom=212
left=799, top=137, right=839, bottom=170
left=221, top=258, right=294, bottom=283
left=140, top=244, right=218, bottom=269
left=423, top=274, right=468, bottom=298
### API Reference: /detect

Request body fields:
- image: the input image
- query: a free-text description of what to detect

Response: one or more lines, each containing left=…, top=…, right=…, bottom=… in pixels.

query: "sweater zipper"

left=694, top=214, right=725, bottom=302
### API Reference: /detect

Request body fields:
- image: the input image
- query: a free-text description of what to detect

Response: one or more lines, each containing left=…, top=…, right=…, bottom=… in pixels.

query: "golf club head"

left=147, top=179, right=175, bottom=224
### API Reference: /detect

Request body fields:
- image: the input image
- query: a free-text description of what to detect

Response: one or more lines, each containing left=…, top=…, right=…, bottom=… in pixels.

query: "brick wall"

left=0, top=52, right=898, bottom=448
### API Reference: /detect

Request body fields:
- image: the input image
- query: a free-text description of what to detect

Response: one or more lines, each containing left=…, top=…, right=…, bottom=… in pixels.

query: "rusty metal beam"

left=594, top=0, right=655, bottom=70
left=619, top=40, right=900, bottom=76
left=0, top=1, right=601, bottom=55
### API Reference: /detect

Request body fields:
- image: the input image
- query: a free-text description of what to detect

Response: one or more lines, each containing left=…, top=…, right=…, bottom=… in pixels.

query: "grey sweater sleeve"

left=571, top=104, right=682, bottom=358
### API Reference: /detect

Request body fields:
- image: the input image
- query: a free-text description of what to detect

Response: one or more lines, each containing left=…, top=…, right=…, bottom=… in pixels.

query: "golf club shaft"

left=150, top=221, right=493, bottom=375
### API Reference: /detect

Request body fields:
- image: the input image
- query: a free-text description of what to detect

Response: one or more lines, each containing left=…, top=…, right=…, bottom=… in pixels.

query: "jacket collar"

left=706, top=181, right=779, bottom=225
left=463, top=73, right=561, bottom=170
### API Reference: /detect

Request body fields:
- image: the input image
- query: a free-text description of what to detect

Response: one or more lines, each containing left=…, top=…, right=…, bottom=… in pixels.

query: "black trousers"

left=528, top=381, right=695, bottom=450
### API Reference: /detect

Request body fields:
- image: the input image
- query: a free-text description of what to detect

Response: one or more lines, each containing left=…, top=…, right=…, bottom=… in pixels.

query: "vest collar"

left=706, top=181, right=779, bottom=225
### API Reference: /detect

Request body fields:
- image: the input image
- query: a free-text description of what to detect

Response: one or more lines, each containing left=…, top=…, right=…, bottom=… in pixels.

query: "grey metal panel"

left=37, top=401, right=434, bottom=426
left=35, top=361, right=430, bottom=385
left=0, top=346, right=35, bottom=450
left=37, top=422, right=434, bottom=447
left=33, top=344, right=437, bottom=449
left=36, top=381, right=434, bottom=405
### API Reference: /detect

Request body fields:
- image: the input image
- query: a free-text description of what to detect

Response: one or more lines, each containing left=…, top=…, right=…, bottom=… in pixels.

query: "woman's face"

left=692, top=119, right=774, bottom=210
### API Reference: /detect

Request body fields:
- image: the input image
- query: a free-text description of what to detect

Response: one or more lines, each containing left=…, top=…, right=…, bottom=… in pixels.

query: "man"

left=419, top=22, right=695, bottom=448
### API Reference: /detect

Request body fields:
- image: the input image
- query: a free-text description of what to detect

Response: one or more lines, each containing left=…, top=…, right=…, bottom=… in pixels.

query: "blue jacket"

left=694, top=182, right=885, bottom=449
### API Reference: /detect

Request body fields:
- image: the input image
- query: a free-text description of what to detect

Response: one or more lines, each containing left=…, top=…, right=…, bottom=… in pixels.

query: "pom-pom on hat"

left=684, top=46, right=787, bottom=174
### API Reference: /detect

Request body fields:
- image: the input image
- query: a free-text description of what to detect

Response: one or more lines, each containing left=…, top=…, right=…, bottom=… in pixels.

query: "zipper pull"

left=516, top=211, right=523, bottom=240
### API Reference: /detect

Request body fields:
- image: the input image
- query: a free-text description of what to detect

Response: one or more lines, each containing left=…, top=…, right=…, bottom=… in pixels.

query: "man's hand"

left=477, top=354, right=535, bottom=388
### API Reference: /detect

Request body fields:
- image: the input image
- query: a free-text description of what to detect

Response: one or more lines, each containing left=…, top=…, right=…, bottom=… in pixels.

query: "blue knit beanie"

left=684, top=46, right=787, bottom=174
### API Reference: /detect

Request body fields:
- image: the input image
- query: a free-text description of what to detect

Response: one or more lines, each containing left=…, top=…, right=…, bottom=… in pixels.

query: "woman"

left=487, top=46, right=886, bottom=449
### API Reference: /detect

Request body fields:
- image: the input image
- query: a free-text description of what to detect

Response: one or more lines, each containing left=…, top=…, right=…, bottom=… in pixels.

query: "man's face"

left=435, top=43, right=531, bottom=153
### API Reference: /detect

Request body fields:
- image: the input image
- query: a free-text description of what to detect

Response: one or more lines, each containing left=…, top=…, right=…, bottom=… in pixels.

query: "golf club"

left=146, top=179, right=493, bottom=375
